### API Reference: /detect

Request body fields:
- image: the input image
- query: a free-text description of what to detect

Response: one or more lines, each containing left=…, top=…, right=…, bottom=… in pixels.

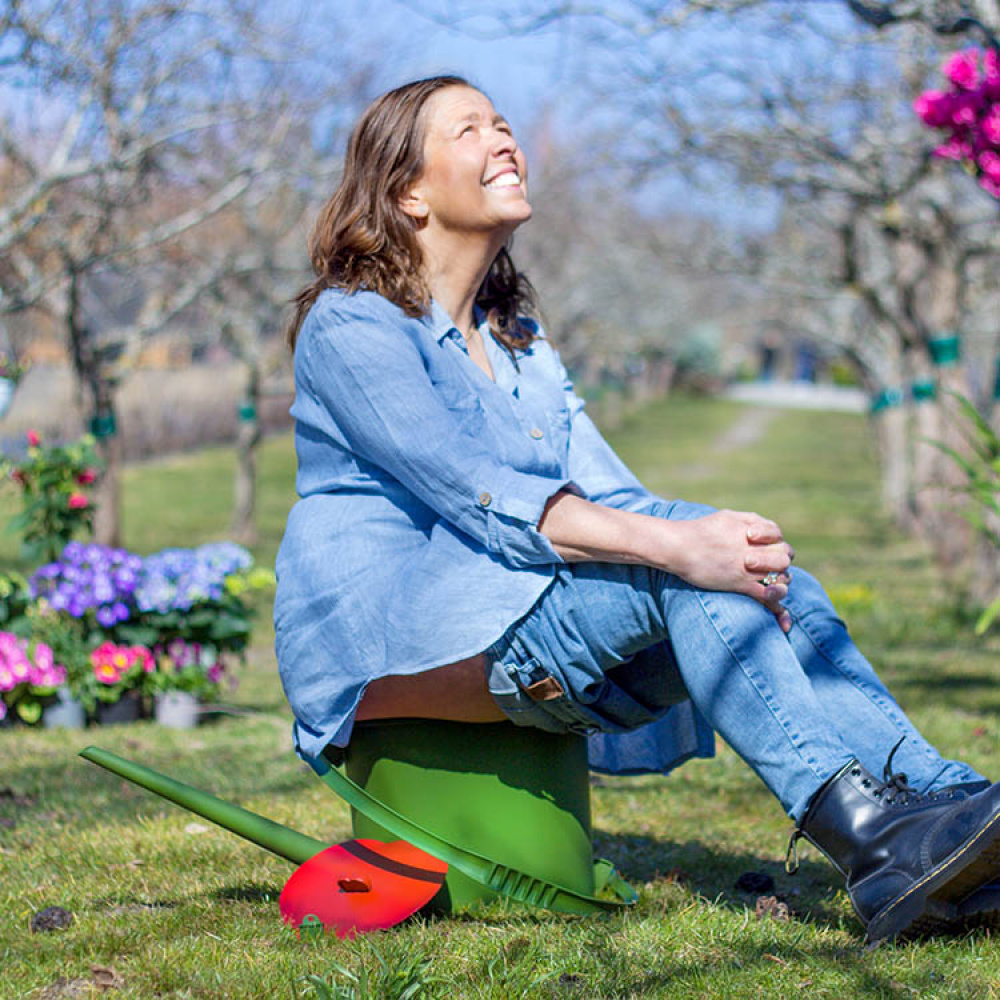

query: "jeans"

left=485, top=499, right=983, bottom=821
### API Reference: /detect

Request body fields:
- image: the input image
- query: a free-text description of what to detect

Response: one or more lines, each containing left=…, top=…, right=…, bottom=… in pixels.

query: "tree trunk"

left=232, top=363, right=261, bottom=546
left=66, top=268, right=122, bottom=548
left=93, top=423, right=122, bottom=547
left=874, top=404, right=915, bottom=532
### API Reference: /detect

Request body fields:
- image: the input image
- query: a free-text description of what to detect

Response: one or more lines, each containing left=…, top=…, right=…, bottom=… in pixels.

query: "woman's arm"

left=538, top=490, right=795, bottom=631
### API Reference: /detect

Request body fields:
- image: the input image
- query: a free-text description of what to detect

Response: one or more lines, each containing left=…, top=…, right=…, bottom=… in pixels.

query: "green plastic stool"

left=319, top=719, right=635, bottom=914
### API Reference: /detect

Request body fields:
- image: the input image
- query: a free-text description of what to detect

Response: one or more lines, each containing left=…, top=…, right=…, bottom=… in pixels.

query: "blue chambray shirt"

left=274, top=287, right=714, bottom=774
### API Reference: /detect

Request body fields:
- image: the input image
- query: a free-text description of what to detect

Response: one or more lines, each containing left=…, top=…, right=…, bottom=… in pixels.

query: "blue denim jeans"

left=485, top=499, right=983, bottom=821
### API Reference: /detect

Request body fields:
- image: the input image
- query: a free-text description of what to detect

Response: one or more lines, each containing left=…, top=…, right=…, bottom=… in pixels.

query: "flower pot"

left=154, top=691, right=200, bottom=730
left=96, top=690, right=142, bottom=726
left=43, top=688, right=86, bottom=730
left=0, top=376, right=14, bottom=418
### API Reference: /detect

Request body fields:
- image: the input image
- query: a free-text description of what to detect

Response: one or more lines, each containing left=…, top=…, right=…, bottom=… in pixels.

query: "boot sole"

left=866, top=808, right=1000, bottom=946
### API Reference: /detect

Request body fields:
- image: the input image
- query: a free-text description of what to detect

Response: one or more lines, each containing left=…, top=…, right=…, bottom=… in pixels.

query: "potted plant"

left=148, top=638, right=228, bottom=728
left=0, top=631, right=71, bottom=726
left=82, top=640, right=155, bottom=724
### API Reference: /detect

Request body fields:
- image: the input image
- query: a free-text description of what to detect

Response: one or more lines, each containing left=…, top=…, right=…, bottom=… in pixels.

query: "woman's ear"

left=398, top=185, right=429, bottom=221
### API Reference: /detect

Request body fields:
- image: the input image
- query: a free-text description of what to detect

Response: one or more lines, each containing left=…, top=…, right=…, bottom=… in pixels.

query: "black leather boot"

left=788, top=757, right=1000, bottom=945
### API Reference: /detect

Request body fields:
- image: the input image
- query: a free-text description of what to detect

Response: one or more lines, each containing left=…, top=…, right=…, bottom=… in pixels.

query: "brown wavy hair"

left=287, top=75, right=537, bottom=352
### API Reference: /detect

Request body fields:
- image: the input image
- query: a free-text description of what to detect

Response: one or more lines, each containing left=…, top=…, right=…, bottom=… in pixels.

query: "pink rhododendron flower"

left=980, top=174, right=1000, bottom=197
left=949, top=92, right=981, bottom=127
left=67, top=492, right=89, bottom=510
left=933, top=137, right=972, bottom=160
left=987, top=48, right=1000, bottom=82
left=944, top=49, right=979, bottom=89
left=978, top=151, right=1000, bottom=183
left=76, top=468, right=98, bottom=485
left=26, top=429, right=40, bottom=447
left=914, top=90, right=952, bottom=128
left=982, top=106, right=1000, bottom=145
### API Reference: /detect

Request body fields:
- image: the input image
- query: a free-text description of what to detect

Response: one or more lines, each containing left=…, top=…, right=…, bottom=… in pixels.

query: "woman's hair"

left=286, top=75, right=537, bottom=352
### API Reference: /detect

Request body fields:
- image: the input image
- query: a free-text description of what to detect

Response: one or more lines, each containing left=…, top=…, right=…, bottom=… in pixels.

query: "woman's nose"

left=490, top=128, right=517, bottom=156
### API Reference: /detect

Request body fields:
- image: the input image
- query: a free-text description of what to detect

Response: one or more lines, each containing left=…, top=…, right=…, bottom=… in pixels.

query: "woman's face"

left=400, top=86, right=532, bottom=238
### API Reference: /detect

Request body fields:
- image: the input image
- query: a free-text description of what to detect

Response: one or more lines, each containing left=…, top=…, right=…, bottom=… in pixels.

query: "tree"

left=0, top=0, right=376, bottom=547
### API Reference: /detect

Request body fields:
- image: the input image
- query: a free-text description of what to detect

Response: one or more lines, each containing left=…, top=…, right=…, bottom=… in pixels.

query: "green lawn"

left=2, top=397, right=999, bottom=999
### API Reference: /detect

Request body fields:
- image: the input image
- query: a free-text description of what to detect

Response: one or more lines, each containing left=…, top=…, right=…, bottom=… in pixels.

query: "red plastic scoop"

left=279, top=839, right=448, bottom=938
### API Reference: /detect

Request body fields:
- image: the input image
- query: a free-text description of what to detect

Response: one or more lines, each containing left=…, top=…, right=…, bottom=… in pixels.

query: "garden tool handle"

left=320, top=763, right=637, bottom=914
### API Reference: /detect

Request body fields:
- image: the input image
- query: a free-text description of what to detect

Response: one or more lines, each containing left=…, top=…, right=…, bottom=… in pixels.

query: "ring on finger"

left=761, top=571, right=781, bottom=587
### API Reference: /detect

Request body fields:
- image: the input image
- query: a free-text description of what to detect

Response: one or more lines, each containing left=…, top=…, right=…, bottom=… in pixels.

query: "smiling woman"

left=274, top=75, right=1000, bottom=946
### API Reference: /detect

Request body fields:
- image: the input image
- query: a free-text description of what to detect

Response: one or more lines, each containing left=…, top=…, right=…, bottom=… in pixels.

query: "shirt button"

left=529, top=427, right=544, bottom=439
left=478, top=491, right=492, bottom=508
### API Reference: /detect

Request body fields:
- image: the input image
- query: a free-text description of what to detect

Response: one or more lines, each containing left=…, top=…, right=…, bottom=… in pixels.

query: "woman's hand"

left=664, top=510, right=795, bottom=631
left=538, top=493, right=795, bottom=631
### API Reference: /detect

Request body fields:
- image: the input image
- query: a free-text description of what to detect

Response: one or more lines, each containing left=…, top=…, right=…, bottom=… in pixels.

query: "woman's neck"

left=419, top=229, right=506, bottom=337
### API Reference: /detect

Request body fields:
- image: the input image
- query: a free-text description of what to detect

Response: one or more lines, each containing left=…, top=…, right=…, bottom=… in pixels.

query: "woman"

left=275, top=75, right=1000, bottom=945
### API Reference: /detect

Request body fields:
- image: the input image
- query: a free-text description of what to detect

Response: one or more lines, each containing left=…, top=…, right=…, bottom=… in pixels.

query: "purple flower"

left=96, top=605, right=117, bottom=627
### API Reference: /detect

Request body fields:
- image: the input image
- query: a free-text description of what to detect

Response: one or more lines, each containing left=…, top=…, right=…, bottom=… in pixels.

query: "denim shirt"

left=275, top=287, right=713, bottom=773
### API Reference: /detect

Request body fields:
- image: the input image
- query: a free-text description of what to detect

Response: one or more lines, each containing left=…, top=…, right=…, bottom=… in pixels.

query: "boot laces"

left=878, top=739, right=920, bottom=805
left=878, top=737, right=922, bottom=806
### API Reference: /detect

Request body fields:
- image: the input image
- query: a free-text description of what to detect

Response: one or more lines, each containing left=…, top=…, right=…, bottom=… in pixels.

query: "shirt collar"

left=427, top=299, right=490, bottom=345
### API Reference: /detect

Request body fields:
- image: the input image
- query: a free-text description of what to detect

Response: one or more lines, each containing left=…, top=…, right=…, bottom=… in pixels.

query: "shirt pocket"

left=431, top=376, right=488, bottom=434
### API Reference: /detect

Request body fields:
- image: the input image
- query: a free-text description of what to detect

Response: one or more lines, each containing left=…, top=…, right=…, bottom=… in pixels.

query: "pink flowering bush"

left=914, top=47, right=1000, bottom=198
left=0, top=630, right=67, bottom=724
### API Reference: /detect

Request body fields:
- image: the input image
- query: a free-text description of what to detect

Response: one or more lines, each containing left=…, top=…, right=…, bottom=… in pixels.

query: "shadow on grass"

left=594, top=830, right=849, bottom=931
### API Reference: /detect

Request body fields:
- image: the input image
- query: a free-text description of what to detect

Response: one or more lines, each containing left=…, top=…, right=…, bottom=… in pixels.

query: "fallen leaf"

left=763, top=953, right=789, bottom=966
left=184, top=822, right=209, bottom=835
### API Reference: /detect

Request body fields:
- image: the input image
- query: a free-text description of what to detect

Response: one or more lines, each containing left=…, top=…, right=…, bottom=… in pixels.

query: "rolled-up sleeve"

left=550, top=351, right=656, bottom=512
left=297, top=296, right=572, bottom=568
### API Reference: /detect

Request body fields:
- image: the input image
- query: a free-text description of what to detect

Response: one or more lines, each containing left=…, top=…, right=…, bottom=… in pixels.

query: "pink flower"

left=0, top=702, right=6, bottom=721
left=94, top=662, right=121, bottom=685
left=985, top=48, right=999, bottom=83
left=0, top=666, right=15, bottom=692
left=933, top=137, right=972, bottom=161
left=949, top=92, right=981, bottom=127
left=67, top=492, right=89, bottom=510
left=981, top=106, right=1000, bottom=146
left=943, top=49, right=979, bottom=90
left=130, top=646, right=154, bottom=673
left=913, top=91, right=952, bottom=128
left=33, top=642, right=54, bottom=672
left=978, top=150, right=1000, bottom=184
left=26, top=429, right=40, bottom=447
left=76, top=468, right=98, bottom=485
left=979, top=174, right=1000, bottom=198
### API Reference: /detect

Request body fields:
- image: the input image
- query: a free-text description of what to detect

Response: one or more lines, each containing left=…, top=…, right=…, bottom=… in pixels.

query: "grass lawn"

left=2, top=396, right=999, bottom=999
